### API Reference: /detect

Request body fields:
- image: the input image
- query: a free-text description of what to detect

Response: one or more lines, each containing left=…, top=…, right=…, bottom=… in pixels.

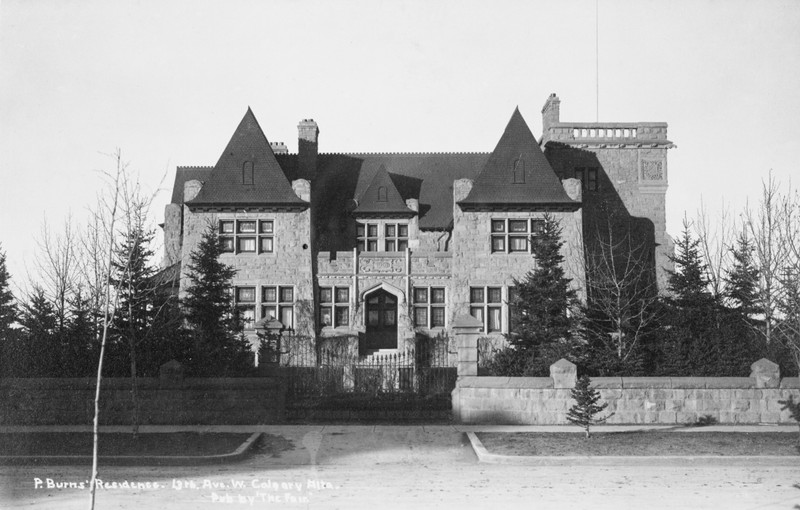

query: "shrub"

left=566, top=375, right=613, bottom=438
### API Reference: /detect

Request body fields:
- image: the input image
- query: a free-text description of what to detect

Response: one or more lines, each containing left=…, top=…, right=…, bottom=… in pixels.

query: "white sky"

left=1, top=0, right=799, bottom=292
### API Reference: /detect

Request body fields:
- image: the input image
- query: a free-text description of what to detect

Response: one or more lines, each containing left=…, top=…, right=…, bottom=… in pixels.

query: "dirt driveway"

left=1, top=425, right=799, bottom=510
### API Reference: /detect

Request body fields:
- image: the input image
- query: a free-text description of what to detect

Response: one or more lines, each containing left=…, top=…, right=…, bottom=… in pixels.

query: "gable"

left=315, top=153, right=489, bottom=229
left=352, top=164, right=414, bottom=217
left=187, top=108, right=307, bottom=208
left=459, top=108, right=578, bottom=209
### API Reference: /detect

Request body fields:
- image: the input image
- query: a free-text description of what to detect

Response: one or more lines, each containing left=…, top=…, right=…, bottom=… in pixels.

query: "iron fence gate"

left=279, top=336, right=456, bottom=398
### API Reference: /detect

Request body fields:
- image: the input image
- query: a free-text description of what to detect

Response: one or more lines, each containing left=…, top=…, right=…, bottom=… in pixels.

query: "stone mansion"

left=161, top=94, right=674, bottom=354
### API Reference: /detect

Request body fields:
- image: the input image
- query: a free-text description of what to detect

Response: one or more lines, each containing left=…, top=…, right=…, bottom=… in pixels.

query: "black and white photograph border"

left=1, top=1, right=799, bottom=509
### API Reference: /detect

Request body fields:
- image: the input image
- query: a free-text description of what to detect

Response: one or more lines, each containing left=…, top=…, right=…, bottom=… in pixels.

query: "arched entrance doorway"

left=365, top=289, right=397, bottom=351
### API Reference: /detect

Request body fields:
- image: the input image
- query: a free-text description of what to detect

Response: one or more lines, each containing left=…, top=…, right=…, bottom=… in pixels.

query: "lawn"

left=476, top=431, right=800, bottom=457
left=0, top=432, right=253, bottom=457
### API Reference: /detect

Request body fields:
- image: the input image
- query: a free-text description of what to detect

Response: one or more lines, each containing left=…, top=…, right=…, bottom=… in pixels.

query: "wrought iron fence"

left=279, top=335, right=456, bottom=398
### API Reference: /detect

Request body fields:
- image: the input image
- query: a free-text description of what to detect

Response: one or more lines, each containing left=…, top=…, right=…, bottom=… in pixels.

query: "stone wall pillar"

left=452, top=314, right=482, bottom=378
left=550, top=358, right=577, bottom=389
left=750, top=358, right=780, bottom=388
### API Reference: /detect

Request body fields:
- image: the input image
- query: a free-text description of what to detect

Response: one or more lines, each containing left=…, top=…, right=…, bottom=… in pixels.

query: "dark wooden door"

left=365, top=290, right=397, bottom=351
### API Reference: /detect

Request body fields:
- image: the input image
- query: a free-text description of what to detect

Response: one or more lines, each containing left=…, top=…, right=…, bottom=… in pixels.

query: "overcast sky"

left=1, top=0, right=799, bottom=293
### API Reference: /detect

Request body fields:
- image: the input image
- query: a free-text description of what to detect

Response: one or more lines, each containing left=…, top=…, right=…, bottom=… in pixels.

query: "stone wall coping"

left=588, top=377, right=622, bottom=389
left=694, top=377, right=754, bottom=389
left=460, top=375, right=791, bottom=390
left=551, top=121, right=668, bottom=129
left=0, top=377, right=283, bottom=390
left=457, top=376, right=553, bottom=389
left=781, top=377, right=800, bottom=389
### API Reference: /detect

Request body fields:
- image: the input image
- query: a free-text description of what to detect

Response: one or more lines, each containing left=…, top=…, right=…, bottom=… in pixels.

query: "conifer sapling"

left=566, top=374, right=613, bottom=438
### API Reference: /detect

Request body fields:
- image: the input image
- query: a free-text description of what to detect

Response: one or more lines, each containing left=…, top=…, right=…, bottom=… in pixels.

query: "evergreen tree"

left=566, top=375, right=613, bottom=438
left=0, top=245, right=17, bottom=336
left=660, top=220, right=731, bottom=375
left=509, top=214, right=578, bottom=351
left=62, top=291, right=100, bottom=376
left=667, top=221, right=713, bottom=309
left=725, top=231, right=760, bottom=317
left=110, top=226, right=156, bottom=374
left=20, top=287, right=59, bottom=376
left=181, top=222, right=252, bottom=375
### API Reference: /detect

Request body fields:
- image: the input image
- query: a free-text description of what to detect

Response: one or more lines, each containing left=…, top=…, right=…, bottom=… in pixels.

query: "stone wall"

left=451, top=353, right=800, bottom=425
left=0, top=377, right=285, bottom=425
left=453, top=376, right=800, bottom=425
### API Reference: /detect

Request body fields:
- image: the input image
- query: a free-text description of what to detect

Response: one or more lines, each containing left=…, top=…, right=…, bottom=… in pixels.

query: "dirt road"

left=1, top=425, right=798, bottom=510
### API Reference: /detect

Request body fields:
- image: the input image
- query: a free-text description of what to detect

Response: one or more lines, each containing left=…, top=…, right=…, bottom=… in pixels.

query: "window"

left=357, top=223, right=379, bottom=252
left=512, top=157, right=525, bottom=184
left=377, top=186, right=388, bottom=202
left=470, top=286, right=502, bottom=333
left=413, top=287, right=445, bottom=328
left=219, top=219, right=274, bottom=254
left=587, top=168, right=598, bottom=191
left=242, top=161, right=254, bottom=185
left=490, top=219, right=545, bottom=254
left=319, top=286, right=350, bottom=328
left=234, top=286, right=256, bottom=329
left=385, top=223, right=408, bottom=252
left=507, top=286, right=519, bottom=332
left=575, top=167, right=599, bottom=191
left=357, top=222, right=408, bottom=252
left=262, top=285, right=294, bottom=330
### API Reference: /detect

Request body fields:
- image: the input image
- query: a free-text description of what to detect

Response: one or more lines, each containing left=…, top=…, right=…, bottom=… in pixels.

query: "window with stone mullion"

left=219, top=219, right=273, bottom=254
left=469, top=286, right=502, bottom=333
left=413, top=286, right=445, bottom=328
left=319, top=286, right=350, bottom=328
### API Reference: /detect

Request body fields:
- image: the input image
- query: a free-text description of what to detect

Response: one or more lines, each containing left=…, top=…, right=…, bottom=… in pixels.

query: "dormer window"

left=242, top=161, right=254, bottom=185
left=512, top=157, right=525, bottom=184
left=377, top=186, right=388, bottom=202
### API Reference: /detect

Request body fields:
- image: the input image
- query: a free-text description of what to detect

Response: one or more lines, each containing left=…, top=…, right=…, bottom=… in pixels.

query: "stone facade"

left=541, top=94, right=675, bottom=290
left=178, top=180, right=315, bottom=338
left=164, top=94, right=673, bottom=355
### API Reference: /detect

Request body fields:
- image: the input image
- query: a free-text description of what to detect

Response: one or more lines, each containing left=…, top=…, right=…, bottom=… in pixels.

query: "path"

left=1, top=425, right=798, bottom=509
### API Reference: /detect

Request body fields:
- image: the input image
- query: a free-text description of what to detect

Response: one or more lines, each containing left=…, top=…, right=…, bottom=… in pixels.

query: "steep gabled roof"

left=459, top=108, right=577, bottom=209
left=314, top=153, right=489, bottom=230
left=187, top=108, right=307, bottom=208
left=352, top=164, right=415, bottom=216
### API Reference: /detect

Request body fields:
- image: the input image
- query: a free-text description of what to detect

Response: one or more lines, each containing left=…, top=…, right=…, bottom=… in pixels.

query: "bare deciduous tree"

left=745, top=173, right=789, bottom=345
left=88, top=150, right=125, bottom=510
left=776, top=188, right=800, bottom=371
left=32, top=216, right=81, bottom=332
left=583, top=219, right=660, bottom=362
left=696, top=198, right=734, bottom=302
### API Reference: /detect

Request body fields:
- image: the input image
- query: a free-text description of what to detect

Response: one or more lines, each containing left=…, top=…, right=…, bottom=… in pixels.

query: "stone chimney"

left=270, top=141, right=289, bottom=154
left=298, top=119, right=319, bottom=180
left=541, top=93, right=561, bottom=133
